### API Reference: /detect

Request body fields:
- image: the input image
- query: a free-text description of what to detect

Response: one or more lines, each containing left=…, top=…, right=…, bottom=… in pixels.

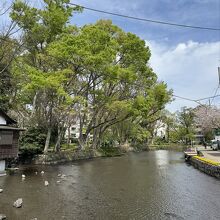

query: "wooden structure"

left=184, top=148, right=198, bottom=161
left=0, top=110, right=24, bottom=174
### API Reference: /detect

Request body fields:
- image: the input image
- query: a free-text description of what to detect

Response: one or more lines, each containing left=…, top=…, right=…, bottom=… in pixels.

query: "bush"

left=153, top=136, right=167, bottom=145
left=98, top=146, right=122, bottom=157
left=61, top=143, right=78, bottom=151
left=19, top=126, right=47, bottom=155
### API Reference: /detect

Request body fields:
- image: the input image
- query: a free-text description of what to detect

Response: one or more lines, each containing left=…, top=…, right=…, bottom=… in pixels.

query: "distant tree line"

left=158, top=105, right=220, bottom=145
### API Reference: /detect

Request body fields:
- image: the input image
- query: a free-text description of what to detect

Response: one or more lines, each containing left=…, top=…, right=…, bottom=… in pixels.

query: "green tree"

left=10, top=0, right=81, bottom=152
left=9, top=2, right=171, bottom=152
left=48, top=20, right=172, bottom=149
left=174, top=107, right=195, bottom=144
left=0, top=0, right=22, bottom=112
left=160, top=110, right=176, bottom=143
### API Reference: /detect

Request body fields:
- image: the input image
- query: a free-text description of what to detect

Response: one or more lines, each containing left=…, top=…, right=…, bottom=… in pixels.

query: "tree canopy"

left=0, top=0, right=172, bottom=153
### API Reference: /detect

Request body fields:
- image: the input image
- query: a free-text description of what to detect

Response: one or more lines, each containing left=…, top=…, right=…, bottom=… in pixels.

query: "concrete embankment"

left=33, top=147, right=127, bottom=165
left=189, top=156, right=220, bottom=179
left=33, top=150, right=100, bottom=165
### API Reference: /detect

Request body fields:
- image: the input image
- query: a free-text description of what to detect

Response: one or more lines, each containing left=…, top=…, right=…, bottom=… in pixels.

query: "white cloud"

left=146, top=40, right=220, bottom=112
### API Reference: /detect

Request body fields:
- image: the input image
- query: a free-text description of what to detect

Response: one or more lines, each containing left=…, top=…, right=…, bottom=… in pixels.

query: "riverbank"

left=184, top=146, right=220, bottom=179
left=32, top=144, right=186, bottom=165
left=148, top=144, right=187, bottom=151
left=189, top=155, right=220, bottom=179
left=33, top=147, right=125, bottom=165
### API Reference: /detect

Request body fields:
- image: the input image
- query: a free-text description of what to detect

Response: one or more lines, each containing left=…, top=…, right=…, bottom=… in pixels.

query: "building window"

left=71, top=133, right=76, bottom=138
left=0, top=131, right=13, bottom=145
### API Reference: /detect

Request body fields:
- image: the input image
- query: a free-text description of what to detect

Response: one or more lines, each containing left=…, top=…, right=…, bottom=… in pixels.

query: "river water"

left=1, top=150, right=220, bottom=220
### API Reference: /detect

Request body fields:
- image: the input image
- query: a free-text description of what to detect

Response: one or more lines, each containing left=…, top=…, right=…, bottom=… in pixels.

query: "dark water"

left=1, top=150, right=220, bottom=220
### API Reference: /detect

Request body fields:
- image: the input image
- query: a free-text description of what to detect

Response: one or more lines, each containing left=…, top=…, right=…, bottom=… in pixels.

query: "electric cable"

left=68, top=2, right=220, bottom=31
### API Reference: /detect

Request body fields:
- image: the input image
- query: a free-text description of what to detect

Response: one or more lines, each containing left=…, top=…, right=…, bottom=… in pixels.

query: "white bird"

left=44, top=181, right=49, bottom=186
left=41, top=171, right=45, bottom=174
left=22, top=174, right=26, bottom=179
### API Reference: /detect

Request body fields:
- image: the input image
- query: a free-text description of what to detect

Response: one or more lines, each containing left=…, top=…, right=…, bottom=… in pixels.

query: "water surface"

left=1, top=150, right=220, bottom=220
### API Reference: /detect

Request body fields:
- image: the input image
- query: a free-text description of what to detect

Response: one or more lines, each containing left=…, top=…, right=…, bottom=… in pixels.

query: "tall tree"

left=0, top=1, right=22, bottom=112
left=48, top=20, right=172, bottom=149
left=10, top=0, right=81, bottom=152
left=176, top=107, right=195, bottom=144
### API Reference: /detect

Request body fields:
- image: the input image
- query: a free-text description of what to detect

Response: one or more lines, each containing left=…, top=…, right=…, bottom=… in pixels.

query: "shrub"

left=19, top=126, right=47, bottom=155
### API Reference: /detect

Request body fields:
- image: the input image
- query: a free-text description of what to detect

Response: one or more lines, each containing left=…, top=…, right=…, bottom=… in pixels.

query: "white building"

left=65, top=119, right=80, bottom=143
left=154, top=120, right=167, bottom=138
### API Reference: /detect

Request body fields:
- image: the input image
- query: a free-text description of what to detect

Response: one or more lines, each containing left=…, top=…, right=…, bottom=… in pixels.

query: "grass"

left=148, top=143, right=187, bottom=151
left=98, top=146, right=123, bottom=157
left=61, top=143, right=78, bottom=151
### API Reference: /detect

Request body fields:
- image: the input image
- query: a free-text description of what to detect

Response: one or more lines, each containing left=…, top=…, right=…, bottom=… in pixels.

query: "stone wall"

left=33, top=150, right=99, bottom=165
left=190, top=157, right=220, bottom=179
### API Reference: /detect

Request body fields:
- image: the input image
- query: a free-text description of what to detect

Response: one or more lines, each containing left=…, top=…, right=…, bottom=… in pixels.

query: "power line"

left=0, top=4, right=12, bottom=16
left=173, top=94, right=220, bottom=109
left=209, top=86, right=219, bottom=105
left=208, top=68, right=220, bottom=105
left=173, top=95, right=196, bottom=102
left=68, top=3, right=220, bottom=31
left=173, top=94, right=205, bottom=107
left=197, top=94, right=220, bottom=101
left=174, top=94, right=220, bottom=102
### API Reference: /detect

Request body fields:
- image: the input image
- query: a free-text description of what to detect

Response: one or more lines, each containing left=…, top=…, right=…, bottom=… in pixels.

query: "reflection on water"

left=155, top=150, right=169, bottom=166
left=0, top=150, right=220, bottom=220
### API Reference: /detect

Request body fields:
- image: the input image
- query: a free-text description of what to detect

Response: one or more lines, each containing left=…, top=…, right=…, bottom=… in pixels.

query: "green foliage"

left=20, top=126, right=47, bottom=154
left=98, top=146, right=122, bottom=157
left=0, top=37, right=19, bottom=112
left=4, top=1, right=172, bottom=153
left=203, top=130, right=214, bottom=142
left=47, top=19, right=172, bottom=148
left=61, top=143, right=78, bottom=151
left=0, top=65, right=12, bottom=111
left=168, top=107, right=196, bottom=144
left=154, top=136, right=167, bottom=145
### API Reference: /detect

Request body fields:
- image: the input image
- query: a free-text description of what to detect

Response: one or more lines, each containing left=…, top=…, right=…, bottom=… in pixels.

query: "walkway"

left=199, top=146, right=220, bottom=163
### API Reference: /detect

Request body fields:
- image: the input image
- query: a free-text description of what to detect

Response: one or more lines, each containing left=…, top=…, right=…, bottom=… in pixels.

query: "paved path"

left=199, top=146, right=220, bottom=163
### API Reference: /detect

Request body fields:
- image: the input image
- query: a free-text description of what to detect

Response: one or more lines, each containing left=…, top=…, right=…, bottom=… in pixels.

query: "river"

left=1, top=150, right=220, bottom=220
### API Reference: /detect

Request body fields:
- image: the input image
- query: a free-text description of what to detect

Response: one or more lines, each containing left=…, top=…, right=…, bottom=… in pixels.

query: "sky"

left=71, top=0, right=220, bottom=112
left=1, top=0, right=220, bottom=112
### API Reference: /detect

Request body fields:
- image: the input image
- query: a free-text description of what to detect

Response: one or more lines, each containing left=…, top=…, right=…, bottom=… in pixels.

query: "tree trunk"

left=78, top=133, right=87, bottom=150
left=167, top=125, right=170, bottom=143
left=91, top=127, right=102, bottom=149
left=44, top=127, right=52, bottom=153
left=55, top=126, right=62, bottom=152
left=67, top=126, right=71, bottom=146
left=31, top=92, right=38, bottom=118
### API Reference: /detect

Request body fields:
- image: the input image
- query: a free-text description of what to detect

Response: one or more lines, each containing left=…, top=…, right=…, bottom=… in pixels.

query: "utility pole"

left=218, top=67, right=220, bottom=85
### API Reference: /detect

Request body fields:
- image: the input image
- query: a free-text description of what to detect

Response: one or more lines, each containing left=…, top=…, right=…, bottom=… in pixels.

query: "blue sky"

left=72, top=0, right=220, bottom=44
left=71, top=0, right=220, bottom=112
left=1, top=0, right=220, bottom=112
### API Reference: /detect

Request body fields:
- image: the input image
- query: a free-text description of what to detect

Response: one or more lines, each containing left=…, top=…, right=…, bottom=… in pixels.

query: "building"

left=64, top=117, right=93, bottom=144
left=65, top=119, right=81, bottom=142
left=154, top=120, right=167, bottom=138
left=0, top=110, right=24, bottom=175
left=194, top=124, right=204, bottom=144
